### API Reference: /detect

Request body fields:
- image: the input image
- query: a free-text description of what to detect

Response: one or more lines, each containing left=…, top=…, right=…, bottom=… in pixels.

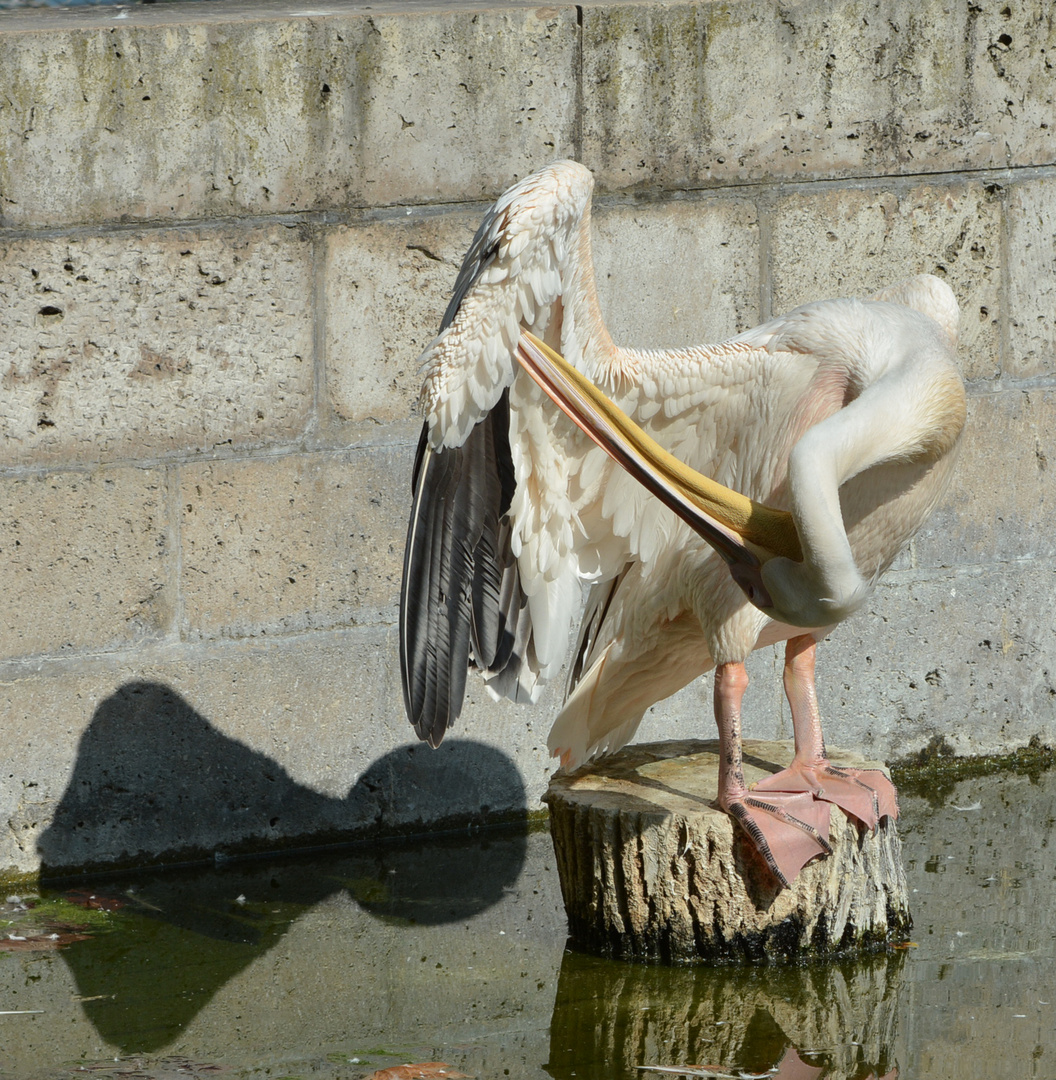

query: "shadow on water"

left=31, top=680, right=529, bottom=1053
left=545, top=948, right=904, bottom=1080
left=53, top=828, right=530, bottom=1053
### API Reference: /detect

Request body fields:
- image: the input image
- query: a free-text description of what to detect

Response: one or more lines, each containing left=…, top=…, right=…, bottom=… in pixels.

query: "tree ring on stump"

left=544, top=739, right=911, bottom=964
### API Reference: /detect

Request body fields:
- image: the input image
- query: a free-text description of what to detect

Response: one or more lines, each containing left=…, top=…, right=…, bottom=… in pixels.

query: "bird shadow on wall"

left=36, top=680, right=530, bottom=1053
left=37, top=680, right=529, bottom=878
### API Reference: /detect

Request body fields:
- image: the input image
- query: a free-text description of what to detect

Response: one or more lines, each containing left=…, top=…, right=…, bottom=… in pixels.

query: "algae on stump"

left=544, top=739, right=910, bottom=963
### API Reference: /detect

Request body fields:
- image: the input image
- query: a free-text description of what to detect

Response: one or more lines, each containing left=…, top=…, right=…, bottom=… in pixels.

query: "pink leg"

left=714, top=661, right=832, bottom=888
left=754, top=635, right=899, bottom=827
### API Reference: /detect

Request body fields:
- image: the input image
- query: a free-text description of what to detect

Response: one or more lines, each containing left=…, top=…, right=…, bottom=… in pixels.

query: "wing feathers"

left=406, top=161, right=699, bottom=751
left=400, top=393, right=535, bottom=746
left=401, top=162, right=601, bottom=743
left=418, top=161, right=594, bottom=449
left=401, top=429, right=470, bottom=744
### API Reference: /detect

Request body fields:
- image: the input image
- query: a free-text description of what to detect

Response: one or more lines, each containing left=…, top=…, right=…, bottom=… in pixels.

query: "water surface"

left=1, top=766, right=1054, bottom=1079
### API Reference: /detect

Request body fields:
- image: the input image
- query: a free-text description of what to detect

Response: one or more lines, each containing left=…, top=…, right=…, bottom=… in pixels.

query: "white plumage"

left=400, top=160, right=966, bottom=886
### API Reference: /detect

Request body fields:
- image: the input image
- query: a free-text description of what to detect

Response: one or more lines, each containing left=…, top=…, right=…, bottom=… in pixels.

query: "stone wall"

left=2, top=0, right=1054, bottom=878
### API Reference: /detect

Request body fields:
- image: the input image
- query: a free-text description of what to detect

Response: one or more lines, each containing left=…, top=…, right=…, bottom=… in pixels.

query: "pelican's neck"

left=560, top=201, right=626, bottom=384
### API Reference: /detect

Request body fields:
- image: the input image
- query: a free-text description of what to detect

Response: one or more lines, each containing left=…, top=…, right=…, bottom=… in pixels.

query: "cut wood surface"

left=545, top=739, right=911, bottom=963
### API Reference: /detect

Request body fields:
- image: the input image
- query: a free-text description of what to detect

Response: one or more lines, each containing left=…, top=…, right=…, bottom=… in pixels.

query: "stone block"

left=2, top=0, right=1054, bottom=229
left=817, top=562, right=1056, bottom=764
left=967, top=0, right=1056, bottom=171
left=180, top=446, right=412, bottom=639
left=1008, top=178, right=1056, bottom=379
left=350, top=6, right=578, bottom=208
left=8, top=553, right=1044, bottom=876
left=0, top=466, right=171, bottom=662
left=325, top=211, right=480, bottom=427
left=0, top=225, right=313, bottom=466
left=591, top=197, right=760, bottom=347
left=579, top=0, right=1043, bottom=192
left=769, top=182, right=1003, bottom=382
left=0, top=607, right=786, bottom=876
left=12, top=551, right=1051, bottom=874
left=0, top=625, right=559, bottom=875
left=0, top=6, right=577, bottom=227
left=914, top=389, right=1056, bottom=569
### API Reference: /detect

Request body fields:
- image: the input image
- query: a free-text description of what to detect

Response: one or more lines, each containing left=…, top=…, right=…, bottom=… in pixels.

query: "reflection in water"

left=58, top=862, right=321, bottom=1052
left=342, top=830, right=527, bottom=925
left=545, top=948, right=902, bottom=1080
left=57, top=828, right=529, bottom=1053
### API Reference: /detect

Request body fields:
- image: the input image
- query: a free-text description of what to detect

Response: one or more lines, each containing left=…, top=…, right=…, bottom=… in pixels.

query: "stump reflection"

left=546, top=946, right=904, bottom=1080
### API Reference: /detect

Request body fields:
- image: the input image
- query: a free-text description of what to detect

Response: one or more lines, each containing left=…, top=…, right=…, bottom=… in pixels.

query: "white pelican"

left=399, top=160, right=966, bottom=886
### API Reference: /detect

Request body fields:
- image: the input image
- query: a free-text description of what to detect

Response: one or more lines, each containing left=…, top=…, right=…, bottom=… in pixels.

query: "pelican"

left=399, top=160, right=966, bottom=886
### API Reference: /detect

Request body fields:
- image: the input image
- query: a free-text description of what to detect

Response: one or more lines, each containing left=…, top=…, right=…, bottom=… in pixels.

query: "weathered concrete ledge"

left=2, top=0, right=1055, bottom=879
left=0, top=0, right=1053, bottom=228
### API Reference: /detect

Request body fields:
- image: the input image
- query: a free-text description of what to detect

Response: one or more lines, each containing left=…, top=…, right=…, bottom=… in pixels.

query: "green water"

left=1, top=766, right=1055, bottom=1079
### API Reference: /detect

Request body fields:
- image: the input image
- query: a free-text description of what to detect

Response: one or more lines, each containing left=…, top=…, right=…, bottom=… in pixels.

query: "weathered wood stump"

left=544, top=739, right=910, bottom=963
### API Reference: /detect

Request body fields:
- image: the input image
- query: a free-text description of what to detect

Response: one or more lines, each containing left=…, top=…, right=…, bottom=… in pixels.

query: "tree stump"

left=544, top=739, right=910, bottom=963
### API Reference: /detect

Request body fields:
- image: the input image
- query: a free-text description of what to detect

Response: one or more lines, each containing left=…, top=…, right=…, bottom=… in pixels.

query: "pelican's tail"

left=547, top=640, right=647, bottom=772
left=547, top=604, right=713, bottom=773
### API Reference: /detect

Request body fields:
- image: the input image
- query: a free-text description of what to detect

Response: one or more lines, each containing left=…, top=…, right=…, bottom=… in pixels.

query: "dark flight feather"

left=399, top=191, right=534, bottom=746
left=400, top=391, right=527, bottom=747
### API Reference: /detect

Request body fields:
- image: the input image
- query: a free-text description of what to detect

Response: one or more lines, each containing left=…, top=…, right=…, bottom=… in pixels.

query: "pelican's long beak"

left=515, top=332, right=803, bottom=611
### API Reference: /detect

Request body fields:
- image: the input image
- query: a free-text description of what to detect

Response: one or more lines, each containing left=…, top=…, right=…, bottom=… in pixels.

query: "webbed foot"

left=753, top=759, right=899, bottom=830
left=723, top=789, right=833, bottom=888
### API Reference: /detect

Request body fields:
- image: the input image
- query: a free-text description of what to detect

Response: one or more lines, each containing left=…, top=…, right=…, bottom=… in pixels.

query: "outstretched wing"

left=400, top=161, right=605, bottom=748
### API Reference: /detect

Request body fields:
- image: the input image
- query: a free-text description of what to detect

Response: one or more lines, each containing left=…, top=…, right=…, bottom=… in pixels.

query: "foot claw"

left=838, top=765, right=900, bottom=822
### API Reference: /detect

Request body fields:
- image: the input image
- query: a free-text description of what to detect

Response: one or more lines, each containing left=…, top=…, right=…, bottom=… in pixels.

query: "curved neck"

left=559, top=201, right=623, bottom=383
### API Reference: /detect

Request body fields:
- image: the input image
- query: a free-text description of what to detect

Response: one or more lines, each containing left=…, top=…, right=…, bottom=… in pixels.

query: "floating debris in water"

left=365, top=1064, right=473, bottom=1080
left=638, top=1066, right=743, bottom=1078
left=0, top=924, right=91, bottom=951
left=64, top=888, right=126, bottom=912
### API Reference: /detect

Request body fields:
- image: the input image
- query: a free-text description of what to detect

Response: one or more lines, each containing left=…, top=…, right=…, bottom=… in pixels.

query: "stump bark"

left=544, top=739, right=911, bottom=963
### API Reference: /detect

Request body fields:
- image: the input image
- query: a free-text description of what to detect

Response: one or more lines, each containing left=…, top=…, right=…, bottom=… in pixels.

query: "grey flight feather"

left=400, top=357, right=529, bottom=745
